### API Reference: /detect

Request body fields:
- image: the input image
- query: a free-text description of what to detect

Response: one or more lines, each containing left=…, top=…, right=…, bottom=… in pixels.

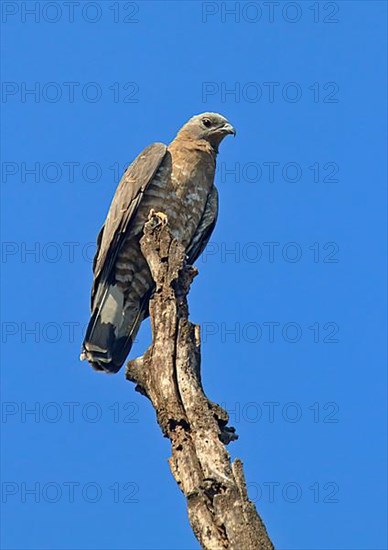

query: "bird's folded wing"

left=187, top=185, right=219, bottom=265
left=91, top=142, right=168, bottom=308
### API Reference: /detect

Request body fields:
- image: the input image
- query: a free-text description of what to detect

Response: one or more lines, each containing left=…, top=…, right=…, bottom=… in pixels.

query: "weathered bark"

left=126, top=212, right=274, bottom=550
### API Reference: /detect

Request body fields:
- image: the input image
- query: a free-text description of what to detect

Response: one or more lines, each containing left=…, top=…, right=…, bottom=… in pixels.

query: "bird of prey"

left=81, top=112, right=236, bottom=373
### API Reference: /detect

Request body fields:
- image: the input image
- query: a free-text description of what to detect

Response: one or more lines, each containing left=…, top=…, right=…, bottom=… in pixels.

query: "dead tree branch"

left=126, top=212, right=274, bottom=550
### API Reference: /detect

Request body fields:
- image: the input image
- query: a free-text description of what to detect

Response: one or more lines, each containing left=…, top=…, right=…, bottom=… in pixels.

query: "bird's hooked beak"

left=221, top=122, right=236, bottom=136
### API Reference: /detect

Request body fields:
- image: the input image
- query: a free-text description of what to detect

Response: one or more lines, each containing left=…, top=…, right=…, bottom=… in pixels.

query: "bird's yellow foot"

left=149, top=209, right=168, bottom=226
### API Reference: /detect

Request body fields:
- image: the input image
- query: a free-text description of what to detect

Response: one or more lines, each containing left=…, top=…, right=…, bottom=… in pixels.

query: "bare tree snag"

left=126, top=212, right=274, bottom=550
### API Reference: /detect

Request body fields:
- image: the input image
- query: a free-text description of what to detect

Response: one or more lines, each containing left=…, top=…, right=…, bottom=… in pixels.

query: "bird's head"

left=176, top=112, right=236, bottom=152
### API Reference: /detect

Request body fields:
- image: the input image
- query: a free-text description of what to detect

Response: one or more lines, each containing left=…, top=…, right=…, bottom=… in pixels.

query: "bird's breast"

left=135, top=147, right=215, bottom=246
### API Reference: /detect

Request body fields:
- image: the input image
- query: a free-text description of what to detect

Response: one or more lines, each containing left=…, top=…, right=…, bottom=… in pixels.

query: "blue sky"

left=1, top=1, right=387, bottom=549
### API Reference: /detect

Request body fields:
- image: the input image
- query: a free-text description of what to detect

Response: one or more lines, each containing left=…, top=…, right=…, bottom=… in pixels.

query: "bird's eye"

left=202, top=118, right=212, bottom=128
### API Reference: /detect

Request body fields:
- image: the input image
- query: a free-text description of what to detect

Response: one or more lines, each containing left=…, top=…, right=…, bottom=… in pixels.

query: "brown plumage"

left=81, top=113, right=236, bottom=373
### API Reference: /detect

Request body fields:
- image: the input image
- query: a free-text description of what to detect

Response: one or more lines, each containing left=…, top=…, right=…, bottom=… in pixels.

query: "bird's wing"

left=187, top=185, right=219, bottom=265
left=91, top=142, right=168, bottom=308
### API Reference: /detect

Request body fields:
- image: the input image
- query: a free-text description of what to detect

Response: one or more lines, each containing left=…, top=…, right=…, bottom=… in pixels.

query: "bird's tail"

left=80, top=283, right=144, bottom=373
